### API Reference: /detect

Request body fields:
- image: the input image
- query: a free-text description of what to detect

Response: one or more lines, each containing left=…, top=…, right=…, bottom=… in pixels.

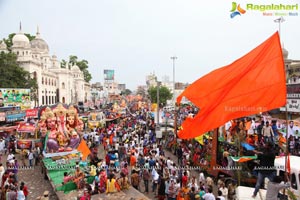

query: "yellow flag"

left=195, top=135, right=204, bottom=145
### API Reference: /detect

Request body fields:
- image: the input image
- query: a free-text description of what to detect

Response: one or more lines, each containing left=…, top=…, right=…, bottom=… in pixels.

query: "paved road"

left=3, top=153, right=59, bottom=200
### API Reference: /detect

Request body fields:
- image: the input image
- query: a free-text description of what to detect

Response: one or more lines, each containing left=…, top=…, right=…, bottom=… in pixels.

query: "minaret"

left=36, top=25, right=41, bottom=38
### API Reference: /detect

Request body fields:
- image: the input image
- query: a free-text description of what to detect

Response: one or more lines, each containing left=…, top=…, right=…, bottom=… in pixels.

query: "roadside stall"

left=16, top=122, right=41, bottom=151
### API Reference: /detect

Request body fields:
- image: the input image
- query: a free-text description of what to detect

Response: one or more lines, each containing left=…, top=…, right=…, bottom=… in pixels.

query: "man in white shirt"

left=115, top=142, right=119, bottom=151
left=203, top=187, right=216, bottom=200
left=28, top=150, right=34, bottom=167
left=94, top=134, right=100, bottom=146
left=288, top=121, right=296, bottom=138
left=166, top=157, right=172, bottom=169
left=151, top=168, right=159, bottom=194
left=225, top=121, right=232, bottom=143
left=7, top=152, right=15, bottom=165
left=0, top=139, right=5, bottom=153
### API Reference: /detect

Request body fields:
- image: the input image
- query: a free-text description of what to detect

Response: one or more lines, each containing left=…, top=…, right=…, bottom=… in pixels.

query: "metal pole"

left=274, top=17, right=285, bottom=41
left=157, top=82, right=160, bottom=125
left=171, top=56, right=177, bottom=105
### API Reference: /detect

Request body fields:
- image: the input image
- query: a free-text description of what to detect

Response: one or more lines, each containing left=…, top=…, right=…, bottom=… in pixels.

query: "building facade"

left=280, top=48, right=300, bottom=114
left=0, top=27, right=90, bottom=107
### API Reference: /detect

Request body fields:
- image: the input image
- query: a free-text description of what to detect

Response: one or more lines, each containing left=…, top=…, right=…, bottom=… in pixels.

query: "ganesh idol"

left=39, top=104, right=82, bottom=153
left=65, top=105, right=81, bottom=149
left=42, top=107, right=60, bottom=152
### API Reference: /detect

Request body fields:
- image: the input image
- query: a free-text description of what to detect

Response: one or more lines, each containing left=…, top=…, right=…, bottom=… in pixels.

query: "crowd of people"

left=0, top=103, right=296, bottom=200
left=0, top=150, right=31, bottom=200
left=71, top=106, right=238, bottom=200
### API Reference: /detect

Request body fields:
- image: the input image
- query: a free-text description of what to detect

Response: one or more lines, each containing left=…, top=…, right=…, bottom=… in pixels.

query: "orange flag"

left=177, top=32, right=286, bottom=139
left=77, top=139, right=91, bottom=161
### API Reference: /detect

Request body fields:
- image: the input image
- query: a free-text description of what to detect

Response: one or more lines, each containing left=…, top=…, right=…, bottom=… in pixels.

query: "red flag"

left=177, top=32, right=286, bottom=139
left=77, top=140, right=91, bottom=161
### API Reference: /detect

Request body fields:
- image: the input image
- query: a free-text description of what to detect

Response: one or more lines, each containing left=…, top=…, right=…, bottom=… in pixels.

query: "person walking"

left=28, top=150, right=34, bottom=167
left=131, top=169, right=140, bottom=190
left=157, top=178, right=166, bottom=200
left=142, top=168, right=150, bottom=193
left=252, top=143, right=276, bottom=198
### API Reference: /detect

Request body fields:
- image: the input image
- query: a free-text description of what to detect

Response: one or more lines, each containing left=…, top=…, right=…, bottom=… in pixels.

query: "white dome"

left=12, top=32, right=30, bottom=47
left=31, top=31, right=49, bottom=53
left=282, top=47, right=289, bottom=59
left=72, top=64, right=81, bottom=72
left=0, top=40, right=7, bottom=49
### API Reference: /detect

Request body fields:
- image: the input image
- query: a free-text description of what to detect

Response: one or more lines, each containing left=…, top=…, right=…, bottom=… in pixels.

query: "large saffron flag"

left=177, top=32, right=286, bottom=139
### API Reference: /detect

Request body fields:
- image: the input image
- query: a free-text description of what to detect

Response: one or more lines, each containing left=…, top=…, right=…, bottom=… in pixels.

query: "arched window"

left=33, top=71, right=37, bottom=80
left=62, top=82, right=65, bottom=89
left=42, top=77, right=44, bottom=84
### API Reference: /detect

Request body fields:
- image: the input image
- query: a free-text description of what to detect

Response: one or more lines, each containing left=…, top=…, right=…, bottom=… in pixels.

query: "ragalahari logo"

left=230, top=2, right=246, bottom=18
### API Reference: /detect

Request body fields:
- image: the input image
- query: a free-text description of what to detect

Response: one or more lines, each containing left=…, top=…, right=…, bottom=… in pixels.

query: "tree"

left=148, top=86, right=172, bottom=107
left=0, top=52, right=38, bottom=89
left=66, top=55, right=92, bottom=82
left=122, top=89, right=132, bottom=96
left=61, top=59, right=67, bottom=68
left=3, top=33, right=35, bottom=50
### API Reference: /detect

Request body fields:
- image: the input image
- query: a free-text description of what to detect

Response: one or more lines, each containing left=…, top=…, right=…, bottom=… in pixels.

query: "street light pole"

left=170, top=56, right=177, bottom=105
left=156, top=82, right=160, bottom=126
left=170, top=56, right=178, bottom=138
left=274, top=17, right=285, bottom=41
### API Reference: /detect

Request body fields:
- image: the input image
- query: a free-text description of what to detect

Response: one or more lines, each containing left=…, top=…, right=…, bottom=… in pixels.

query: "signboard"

left=280, top=99, right=300, bottom=113
left=104, top=69, right=115, bottom=80
left=281, top=84, right=300, bottom=113
left=0, top=88, right=31, bottom=110
left=17, top=122, right=36, bottom=133
left=26, top=108, right=38, bottom=118
left=5, top=110, right=26, bottom=122
left=286, top=84, right=300, bottom=99
left=17, top=140, right=33, bottom=149
left=0, top=112, right=5, bottom=122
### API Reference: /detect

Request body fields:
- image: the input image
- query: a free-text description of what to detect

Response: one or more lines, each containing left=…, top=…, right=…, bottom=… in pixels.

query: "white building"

left=0, top=26, right=90, bottom=106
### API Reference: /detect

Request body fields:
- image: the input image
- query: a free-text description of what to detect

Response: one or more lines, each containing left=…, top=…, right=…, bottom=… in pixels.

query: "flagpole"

left=285, top=106, right=289, bottom=179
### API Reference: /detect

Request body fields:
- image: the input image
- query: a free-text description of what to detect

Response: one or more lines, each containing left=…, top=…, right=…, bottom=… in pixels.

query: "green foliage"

left=25, top=33, right=35, bottom=41
left=0, top=52, right=38, bottom=90
left=287, top=189, right=297, bottom=200
left=65, top=55, right=92, bottom=82
left=148, top=86, right=172, bottom=107
left=61, top=59, right=67, bottom=68
left=123, top=89, right=132, bottom=96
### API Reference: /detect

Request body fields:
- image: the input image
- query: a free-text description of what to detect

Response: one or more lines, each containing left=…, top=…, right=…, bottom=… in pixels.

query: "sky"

left=0, top=0, right=299, bottom=90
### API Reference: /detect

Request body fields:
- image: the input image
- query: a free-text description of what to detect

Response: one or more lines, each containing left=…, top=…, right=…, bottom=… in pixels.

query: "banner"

left=5, top=110, right=26, bottom=122
left=17, top=122, right=36, bottom=133
left=17, top=140, right=33, bottom=149
left=0, top=112, right=5, bottom=122
left=26, top=108, right=38, bottom=117
left=0, top=88, right=31, bottom=110
left=104, top=69, right=115, bottom=80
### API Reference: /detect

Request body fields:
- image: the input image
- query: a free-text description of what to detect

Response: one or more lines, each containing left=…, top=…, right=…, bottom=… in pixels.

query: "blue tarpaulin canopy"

left=241, top=143, right=255, bottom=151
